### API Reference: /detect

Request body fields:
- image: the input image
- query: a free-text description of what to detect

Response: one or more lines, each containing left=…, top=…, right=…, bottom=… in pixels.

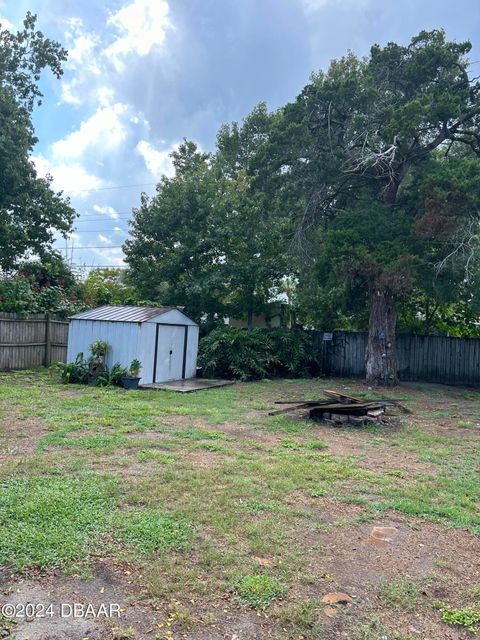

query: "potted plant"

left=121, top=359, right=142, bottom=390
left=90, top=340, right=110, bottom=363
left=88, top=340, right=110, bottom=385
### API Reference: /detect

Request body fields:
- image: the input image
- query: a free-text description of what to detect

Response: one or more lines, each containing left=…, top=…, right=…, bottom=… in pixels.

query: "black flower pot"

left=121, top=376, right=141, bottom=390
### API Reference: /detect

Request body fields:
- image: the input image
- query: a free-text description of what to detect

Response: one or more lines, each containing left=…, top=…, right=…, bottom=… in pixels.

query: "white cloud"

left=91, top=246, right=126, bottom=266
left=52, top=103, right=128, bottom=160
left=32, top=155, right=104, bottom=198
left=61, top=18, right=102, bottom=105
left=64, top=18, right=99, bottom=65
left=0, top=14, right=14, bottom=31
left=105, top=0, right=171, bottom=71
left=136, top=140, right=176, bottom=178
left=93, top=205, right=119, bottom=220
left=98, top=234, right=112, bottom=244
left=31, top=103, right=131, bottom=199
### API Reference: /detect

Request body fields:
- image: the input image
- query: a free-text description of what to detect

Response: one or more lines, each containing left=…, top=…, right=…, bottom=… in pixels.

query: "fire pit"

left=269, top=389, right=399, bottom=427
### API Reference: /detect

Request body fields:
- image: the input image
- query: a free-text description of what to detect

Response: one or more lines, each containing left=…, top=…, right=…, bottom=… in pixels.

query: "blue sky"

left=1, top=0, right=479, bottom=270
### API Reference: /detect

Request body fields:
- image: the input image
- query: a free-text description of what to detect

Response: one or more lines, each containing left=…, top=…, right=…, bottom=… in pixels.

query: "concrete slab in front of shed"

left=140, top=378, right=234, bottom=392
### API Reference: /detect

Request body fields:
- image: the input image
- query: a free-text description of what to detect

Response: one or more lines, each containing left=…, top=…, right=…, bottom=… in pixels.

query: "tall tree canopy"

left=124, top=30, right=480, bottom=385
left=124, top=121, right=289, bottom=324
left=0, top=13, right=75, bottom=271
left=271, top=30, right=480, bottom=383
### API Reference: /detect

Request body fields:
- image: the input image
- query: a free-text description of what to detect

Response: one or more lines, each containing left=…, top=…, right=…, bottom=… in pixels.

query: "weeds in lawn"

left=274, top=598, right=322, bottom=637
left=136, top=450, right=175, bottom=463
left=0, top=475, right=116, bottom=570
left=464, top=586, right=480, bottom=601
left=437, top=602, right=480, bottom=632
left=111, top=627, right=137, bottom=639
left=113, top=509, right=192, bottom=555
left=305, top=439, right=328, bottom=450
left=233, top=574, right=286, bottom=609
left=351, top=614, right=416, bottom=640
left=0, top=614, right=15, bottom=637
left=458, top=420, right=474, bottom=429
left=38, top=432, right=128, bottom=453
left=378, top=578, right=420, bottom=610
left=198, top=442, right=226, bottom=452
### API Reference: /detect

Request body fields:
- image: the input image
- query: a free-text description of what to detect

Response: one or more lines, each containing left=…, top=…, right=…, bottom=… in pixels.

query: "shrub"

left=0, top=275, right=84, bottom=318
left=50, top=353, right=90, bottom=384
left=268, top=328, right=316, bottom=377
left=198, top=327, right=317, bottom=380
left=50, top=356, right=128, bottom=387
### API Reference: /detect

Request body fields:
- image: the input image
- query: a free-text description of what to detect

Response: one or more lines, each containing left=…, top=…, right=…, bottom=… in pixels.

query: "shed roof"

left=70, top=305, right=177, bottom=323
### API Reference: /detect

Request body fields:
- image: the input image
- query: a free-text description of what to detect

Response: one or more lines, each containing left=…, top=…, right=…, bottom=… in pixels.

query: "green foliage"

left=0, top=475, right=116, bottom=570
left=0, top=14, right=75, bottom=270
left=233, top=574, right=286, bottom=609
left=90, top=340, right=110, bottom=358
left=109, top=363, right=129, bottom=386
left=50, top=353, right=90, bottom=384
left=113, top=510, right=192, bottom=555
left=378, top=578, right=419, bottom=610
left=124, top=123, right=289, bottom=324
left=199, top=327, right=275, bottom=380
left=198, top=327, right=316, bottom=380
left=128, top=359, right=141, bottom=377
left=437, top=603, right=480, bottom=632
left=0, top=275, right=84, bottom=318
left=51, top=349, right=128, bottom=388
left=82, top=268, right=138, bottom=307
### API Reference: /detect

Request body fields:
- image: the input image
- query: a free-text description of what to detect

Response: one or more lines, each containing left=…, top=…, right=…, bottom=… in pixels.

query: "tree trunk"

left=365, top=288, right=398, bottom=386
left=247, top=308, right=254, bottom=331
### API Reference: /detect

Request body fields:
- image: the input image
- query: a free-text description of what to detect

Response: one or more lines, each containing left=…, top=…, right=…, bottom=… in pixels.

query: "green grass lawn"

left=0, top=370, right=479, bottom=639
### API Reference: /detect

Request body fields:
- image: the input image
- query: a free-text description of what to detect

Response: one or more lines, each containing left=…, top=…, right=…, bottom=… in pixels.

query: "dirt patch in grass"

left=0, top=560, right=156, bottom=640
left=0, top=415, right=48, bottom=456
left=300, top=516, right=480, bottom=639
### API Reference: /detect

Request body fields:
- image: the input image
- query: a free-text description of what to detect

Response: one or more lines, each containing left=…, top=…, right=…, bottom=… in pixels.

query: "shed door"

left=155, top=325, right=186, bottom=382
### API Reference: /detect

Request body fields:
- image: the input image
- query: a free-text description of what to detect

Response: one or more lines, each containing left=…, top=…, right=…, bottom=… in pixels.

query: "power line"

left=68, top=229, right=128, bottom=233
left=61, top=182, right=157, bottom=194
left=73, top=264, right=129, bottom=269
left=79, top=211, right=132, bottom=220
left=69, top=245, right=124, bottom=250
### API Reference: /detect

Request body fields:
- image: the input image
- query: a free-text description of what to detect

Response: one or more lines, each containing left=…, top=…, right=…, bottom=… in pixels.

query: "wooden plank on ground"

left=323, top=390, right=364, bottom=404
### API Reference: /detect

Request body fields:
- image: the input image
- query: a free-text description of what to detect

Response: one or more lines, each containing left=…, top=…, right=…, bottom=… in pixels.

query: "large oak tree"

left=273, top=30, right=480, bottom=384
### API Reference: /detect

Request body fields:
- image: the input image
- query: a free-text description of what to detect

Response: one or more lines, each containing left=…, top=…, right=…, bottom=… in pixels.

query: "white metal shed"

left=67, top=305, right=199, bottom=384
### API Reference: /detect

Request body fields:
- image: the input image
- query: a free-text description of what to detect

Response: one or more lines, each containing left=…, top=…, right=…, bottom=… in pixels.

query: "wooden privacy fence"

left=312, top=330, right=480, bottom=386
left=0, top=313, right=68, bottom=370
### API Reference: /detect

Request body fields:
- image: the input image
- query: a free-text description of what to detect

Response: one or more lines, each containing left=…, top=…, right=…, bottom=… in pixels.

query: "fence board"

left=312, top=330, right=480, bottom=386
left=0, top=313, right=68, bottom=370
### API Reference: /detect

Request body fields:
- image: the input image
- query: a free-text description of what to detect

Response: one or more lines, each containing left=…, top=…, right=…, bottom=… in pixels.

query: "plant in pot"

left=88, top=340, right=110, bottom=385
left=121, top=359, right=142, bottom=390
left=90, top=340, right=110, bottom=362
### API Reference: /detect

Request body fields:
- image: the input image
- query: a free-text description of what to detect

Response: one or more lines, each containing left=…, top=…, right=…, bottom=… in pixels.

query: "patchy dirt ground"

left=0, top=372, right=479, bottom=640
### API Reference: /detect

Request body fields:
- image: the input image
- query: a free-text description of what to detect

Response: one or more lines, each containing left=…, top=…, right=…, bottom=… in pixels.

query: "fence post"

left=44, top=314, right=52, bottom=366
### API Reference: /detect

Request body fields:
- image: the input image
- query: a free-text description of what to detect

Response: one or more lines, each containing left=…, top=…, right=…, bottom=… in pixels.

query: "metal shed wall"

left=67, top=307, right=199, bottom=383
left=184, top=325, right=199, bottom=378
left=67, top=319, right=143, bottom=375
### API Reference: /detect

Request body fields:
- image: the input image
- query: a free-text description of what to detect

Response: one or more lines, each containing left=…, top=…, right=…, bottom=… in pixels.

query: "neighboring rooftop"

left=69, top=305, right=175, bottom=323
